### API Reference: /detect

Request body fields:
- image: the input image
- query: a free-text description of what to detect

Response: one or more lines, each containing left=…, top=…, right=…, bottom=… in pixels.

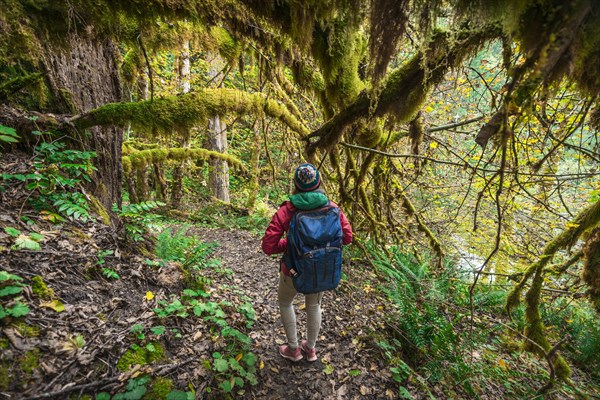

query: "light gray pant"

left=278, top=272, right=324, bottom=349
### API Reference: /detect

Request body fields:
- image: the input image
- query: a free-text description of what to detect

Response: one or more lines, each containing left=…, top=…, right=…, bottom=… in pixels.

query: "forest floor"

left=0, top=152, right=397, bottom=399
left=1, top=155, right=599, bottom=400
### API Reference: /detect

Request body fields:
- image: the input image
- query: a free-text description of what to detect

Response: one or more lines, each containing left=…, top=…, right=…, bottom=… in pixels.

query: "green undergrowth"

left=369, top=245, right=600, bottom=399
left=108, top=221, right=258, bottom=398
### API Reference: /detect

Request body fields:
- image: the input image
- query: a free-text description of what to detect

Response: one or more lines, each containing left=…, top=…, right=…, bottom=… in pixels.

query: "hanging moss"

left=121, top=47, right=141, bottom=87
left=210, top=26, right=242, bottom=63
left=123, top=146, right=243, bottom=174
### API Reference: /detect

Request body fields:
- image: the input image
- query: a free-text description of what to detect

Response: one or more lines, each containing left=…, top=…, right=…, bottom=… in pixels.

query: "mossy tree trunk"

left=42, top=33, right=123, bottom=219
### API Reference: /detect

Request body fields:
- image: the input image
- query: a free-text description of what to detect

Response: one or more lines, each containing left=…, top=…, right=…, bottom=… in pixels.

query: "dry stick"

left=23, top=358, right=196, bottom=400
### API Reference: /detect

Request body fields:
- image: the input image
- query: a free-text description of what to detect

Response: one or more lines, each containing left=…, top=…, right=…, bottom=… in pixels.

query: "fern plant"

left=112, top=201, right=165, bottom=241
left=0, top=124, right=19, bottom=147
left=2, top=138, right=96, bottom=222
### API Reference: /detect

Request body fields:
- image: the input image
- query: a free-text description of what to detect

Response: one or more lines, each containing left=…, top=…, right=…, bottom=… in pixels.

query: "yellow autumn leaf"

left=430, top=141, right=438, bottom=149
left=565, top=222, right=579, bottom=229
left=40, top=299, right=65, bottom=313
left=235, top=353, right=243, bottom=361
left=259, top=361, right=265, bottom=370
left=145, top=291, right=154, bottom=301
left=425, top=106, right=434, bottom=113
left=498, top=359, right=507, bottom=370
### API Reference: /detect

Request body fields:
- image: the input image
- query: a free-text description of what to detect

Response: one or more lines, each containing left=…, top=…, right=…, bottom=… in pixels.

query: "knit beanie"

left=293, top=163, right=321, bottom=192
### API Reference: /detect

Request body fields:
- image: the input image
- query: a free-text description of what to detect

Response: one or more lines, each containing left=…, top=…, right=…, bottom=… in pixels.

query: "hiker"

left=261, top=163, right=353, bottom=362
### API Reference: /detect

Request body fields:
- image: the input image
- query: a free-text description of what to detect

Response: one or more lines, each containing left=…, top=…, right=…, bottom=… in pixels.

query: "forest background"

left=0, top=0, right=599, bottom=398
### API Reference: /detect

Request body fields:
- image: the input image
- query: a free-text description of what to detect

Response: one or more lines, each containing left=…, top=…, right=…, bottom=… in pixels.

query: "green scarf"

left=289, top=191, right=328, bottom=210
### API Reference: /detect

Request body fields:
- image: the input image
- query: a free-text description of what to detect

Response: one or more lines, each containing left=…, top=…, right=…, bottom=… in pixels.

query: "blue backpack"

left=285, top=202, right=344, bottom=294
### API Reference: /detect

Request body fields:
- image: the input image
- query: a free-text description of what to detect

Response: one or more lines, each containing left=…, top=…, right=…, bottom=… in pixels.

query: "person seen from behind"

left=261, top=163, right=353, bottom=362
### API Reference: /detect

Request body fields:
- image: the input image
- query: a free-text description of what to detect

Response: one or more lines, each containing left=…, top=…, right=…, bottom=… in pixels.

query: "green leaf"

left=0, top=135, right=19, bottom=143
left=14, top=235, right=41, bottom=251
left=233, top=376, right=244, bottom=388
left=29, top=232, right=44, bottom=242
left=348, top=369, right=361, bottom=376
left=3, top=227, right=20, bottom=237
left=95, top=392, right=111, bottom=400
left=150, top=325, right=165, bottom=335
left=398, top=386, right=414, bottom=399
left=8, top=302, right=30, bottom=317
left=0, top=286, right=23, bottom=297
left=219, top=380, right=233, bottom=393
left=242, top=352, right=257, bottom=366
left=213, top=358, right=229, bottom=372
left=0, top=125, right=17, bottom=136
left=166, top=391, right=193, bottom=400
left=323, top=364, right=334, bottom=375
left=0, top=271, right=22, bottom=281
left=245, top=372, right=258, bottom=386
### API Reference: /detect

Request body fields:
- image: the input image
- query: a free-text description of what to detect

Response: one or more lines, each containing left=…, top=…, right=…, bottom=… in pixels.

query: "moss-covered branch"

left=122, top=146, right=244, bottom=174
left=506, top=198, right=600, bottom=380
left=71, top=89, right=308, bottom=137
left=306, top=24, right=503, bottom=156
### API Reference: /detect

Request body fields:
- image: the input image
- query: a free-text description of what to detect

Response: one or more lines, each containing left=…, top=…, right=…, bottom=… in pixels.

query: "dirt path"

left=194, top=228, right=395, bottom=400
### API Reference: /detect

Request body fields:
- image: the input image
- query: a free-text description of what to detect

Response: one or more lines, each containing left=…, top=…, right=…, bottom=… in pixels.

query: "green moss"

left=0, top=361, right=9, bottom=391
left=210, top=26, right=242, bottom=62
left=0, top=338, right=8, bottom=349
left=123, top=146, right=244, bottom=174
left=31, top=276, right=54, bottom=300
left=12, top=322, right=40, bottom=338
left=117, top=342, right=165, bottom=371
left=121, top=47, right=141, bottom=86
left=89, top=195, right=111, bottom=225
left=146, top=377, right=174, bottom=400
left=76, top=89, right=308, bottom=137
left=21, top=349, right=40, bottom=375
left=0, top=72, right=43, bottom=101
left=58, top=88, right=77, bottom=113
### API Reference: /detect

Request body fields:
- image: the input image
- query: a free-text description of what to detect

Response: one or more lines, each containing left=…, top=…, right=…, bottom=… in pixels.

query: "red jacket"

left=261, top=200, right=353, bottom=257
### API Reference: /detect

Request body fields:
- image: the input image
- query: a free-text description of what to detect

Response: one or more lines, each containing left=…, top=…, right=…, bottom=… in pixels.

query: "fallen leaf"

left=40, top=300, right=65, bottom=313
left=145, top=291, right=154, bottom=301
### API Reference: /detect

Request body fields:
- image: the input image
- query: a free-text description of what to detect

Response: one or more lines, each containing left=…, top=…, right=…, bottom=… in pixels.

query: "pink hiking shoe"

left=301, top=340, right=317, bottom=362
left=279, top=344, right=302, bottom=362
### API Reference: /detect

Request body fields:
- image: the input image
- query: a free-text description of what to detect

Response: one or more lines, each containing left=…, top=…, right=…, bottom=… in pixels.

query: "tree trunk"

left=208, top=115, right=230, bottom=202
left=171, top=41, right=191, bottom=207
left=42, top=34, right=123, bottom=217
